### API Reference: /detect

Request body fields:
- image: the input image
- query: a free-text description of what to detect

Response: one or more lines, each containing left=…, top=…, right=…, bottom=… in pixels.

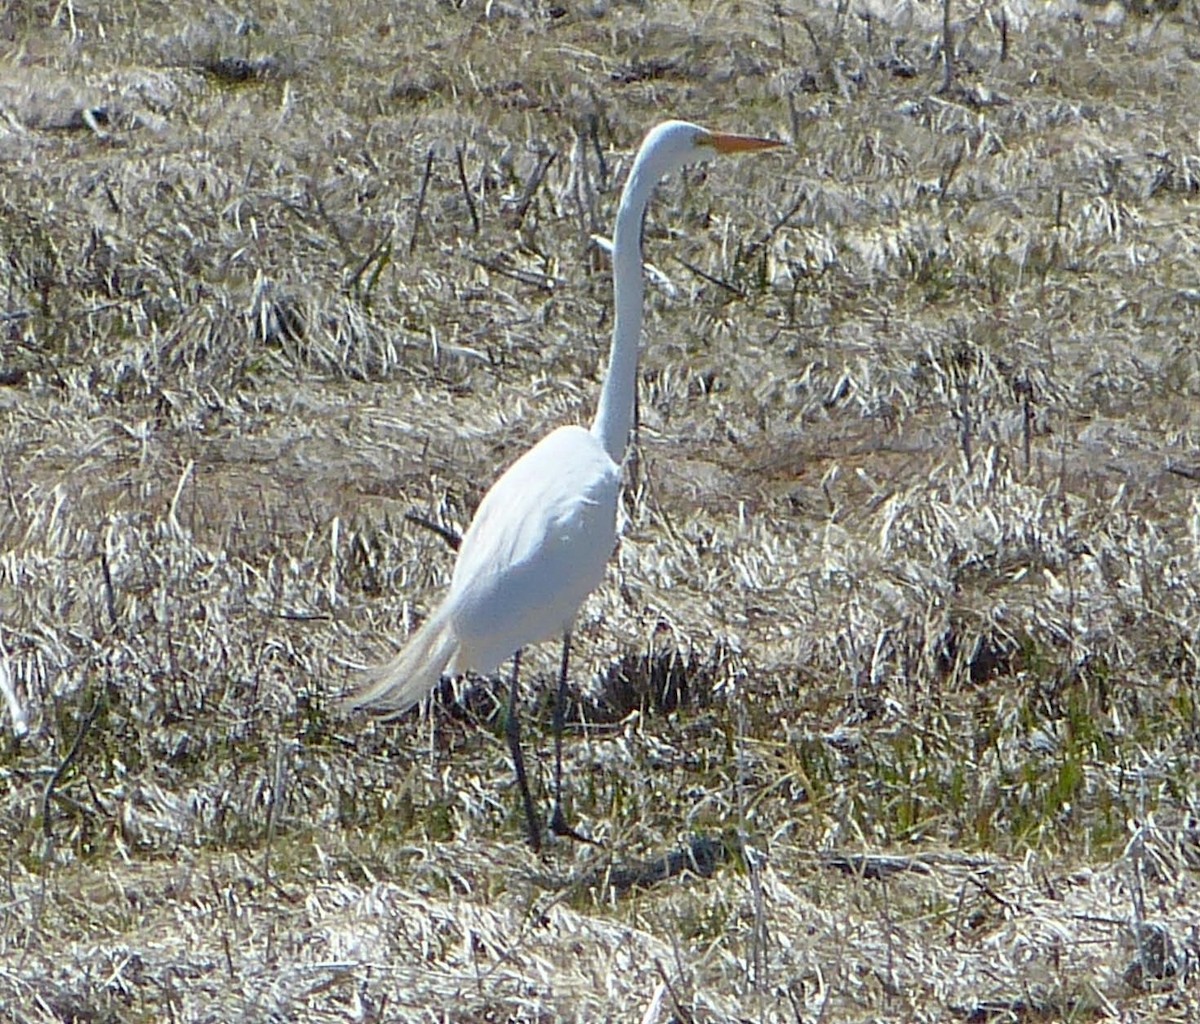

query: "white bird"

left=348, top=120, right=783, bottom=849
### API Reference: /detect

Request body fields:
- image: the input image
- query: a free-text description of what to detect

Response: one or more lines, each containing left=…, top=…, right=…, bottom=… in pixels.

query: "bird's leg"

left=549, top=634, right=599, bottom=845
left=549, top=635, right=570, bottom=833
left=505, top=650, right=542, bottom=851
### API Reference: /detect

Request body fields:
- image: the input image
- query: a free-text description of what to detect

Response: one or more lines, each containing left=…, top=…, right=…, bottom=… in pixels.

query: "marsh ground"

left=2, top=0, right=1200, bottom=1020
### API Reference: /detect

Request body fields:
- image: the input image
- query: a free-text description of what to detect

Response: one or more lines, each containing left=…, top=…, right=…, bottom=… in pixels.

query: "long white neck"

left=590, top=160, right=656, bottom=464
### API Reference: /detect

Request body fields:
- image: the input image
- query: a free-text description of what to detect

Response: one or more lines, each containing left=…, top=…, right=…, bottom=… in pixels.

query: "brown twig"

left=404, top=510, right=462, bottom=551
left=673, top=255, right=746, bottom=298
left=409, top=147, right=436, bottom=255
left=455, top=145, right=480, bottom=235
left=939, top=0, right=955, bottom=94
left=510, top=149, right=558, bottom=231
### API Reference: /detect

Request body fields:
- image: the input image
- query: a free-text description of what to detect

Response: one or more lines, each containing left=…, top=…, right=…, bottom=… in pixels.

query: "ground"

left=2, top=0, right=1200, bottom=1021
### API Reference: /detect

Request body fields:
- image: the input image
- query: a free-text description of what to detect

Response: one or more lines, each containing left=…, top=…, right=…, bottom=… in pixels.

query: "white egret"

left=348, top=120, right=783, bottom=849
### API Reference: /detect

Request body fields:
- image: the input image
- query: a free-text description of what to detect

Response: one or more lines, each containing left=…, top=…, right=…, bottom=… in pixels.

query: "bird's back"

left=447, top=424, right=620, bottom=675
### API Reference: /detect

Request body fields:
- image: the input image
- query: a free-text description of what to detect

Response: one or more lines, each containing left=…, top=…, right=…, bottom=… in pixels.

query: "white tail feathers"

left=345, top=606, right=457, bottom=718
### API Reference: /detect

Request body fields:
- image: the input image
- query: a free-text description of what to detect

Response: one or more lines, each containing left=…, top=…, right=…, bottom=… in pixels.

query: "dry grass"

left=3, top=0, right=1200, bottom=1020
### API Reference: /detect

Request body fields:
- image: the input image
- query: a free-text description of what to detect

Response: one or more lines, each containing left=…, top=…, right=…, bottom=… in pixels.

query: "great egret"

left=348, top=120, right=783, bottom=849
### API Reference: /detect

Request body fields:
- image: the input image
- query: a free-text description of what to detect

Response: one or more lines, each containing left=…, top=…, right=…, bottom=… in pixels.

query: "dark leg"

left=549, top=634, right=599, bottom=845
left=505, top=650, right=542, bottom=851
left=549, top=635, right=570, bottom=834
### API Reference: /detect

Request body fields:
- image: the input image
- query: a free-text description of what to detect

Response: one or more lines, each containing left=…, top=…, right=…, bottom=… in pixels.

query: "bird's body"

left=351, top=423, right=619, bottom=716
left=349, top=120, right=782, bottom=847
left=449, top=425, right=619, bottom=674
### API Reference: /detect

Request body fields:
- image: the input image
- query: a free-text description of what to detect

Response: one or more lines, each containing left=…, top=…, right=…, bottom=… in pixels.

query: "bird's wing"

left=344, top=600, right=457, bottom=716
left=446, top=425, right=620, bottom=674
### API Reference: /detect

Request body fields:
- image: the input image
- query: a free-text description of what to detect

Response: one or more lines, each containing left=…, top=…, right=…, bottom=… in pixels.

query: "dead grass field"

left=2, top=0, right=1200, bottom=1020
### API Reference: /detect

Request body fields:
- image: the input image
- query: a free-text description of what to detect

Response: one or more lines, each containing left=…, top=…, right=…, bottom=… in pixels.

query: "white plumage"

left=353, top=425, right=619, bottom=714
left=347, top=120, right=782, bottom=846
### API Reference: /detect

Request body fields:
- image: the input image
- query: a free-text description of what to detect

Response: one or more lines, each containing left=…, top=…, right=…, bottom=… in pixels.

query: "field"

left=2, top=0, right=1200, bottom=1020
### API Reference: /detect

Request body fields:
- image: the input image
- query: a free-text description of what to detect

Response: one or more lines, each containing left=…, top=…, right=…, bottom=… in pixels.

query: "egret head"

left=634, top=119, right=784, bottom=182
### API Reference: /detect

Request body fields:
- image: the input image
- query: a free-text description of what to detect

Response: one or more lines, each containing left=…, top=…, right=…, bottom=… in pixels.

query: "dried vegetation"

left=2, top=0, right=1200, bottom=1020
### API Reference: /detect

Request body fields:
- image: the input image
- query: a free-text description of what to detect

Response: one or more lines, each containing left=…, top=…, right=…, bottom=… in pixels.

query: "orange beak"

left=707, top=131, right=786, bottom=154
